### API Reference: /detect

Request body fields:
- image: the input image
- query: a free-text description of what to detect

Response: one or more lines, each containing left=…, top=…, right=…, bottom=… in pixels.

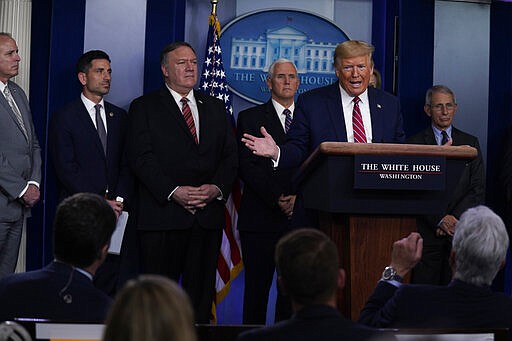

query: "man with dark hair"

left=0, top=193, right=116, bottom=322
left=237, top=228, right=379, bottom=341
left=0, top=32, right=41, bottom=278
left=127, top=41, right=237, bottom=323
left=359, top=205, right=512, bottom=330
left=49, top=50, right=131, bottom=295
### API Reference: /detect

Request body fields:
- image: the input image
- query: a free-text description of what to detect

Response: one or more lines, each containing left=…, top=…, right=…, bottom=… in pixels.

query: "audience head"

left=369, top=68, right=382, bottom=89
left=275, top=228, right=343, bottom=308
left=103, top=275, right=197, bottom=341
left=333, top=40, right=375, bottom=97
left=53, top=193, right=116, bottom=269
left=76, top=50, right=112, bottom=100
left=0, top=32, right=20, bottom=83
left=266, top=58, right=300, bottom=107
left=424, top=84, right=458, bottom=131
left=160, top=41, right=198, bottom=96
left=451, top=205, right=509, bottom=286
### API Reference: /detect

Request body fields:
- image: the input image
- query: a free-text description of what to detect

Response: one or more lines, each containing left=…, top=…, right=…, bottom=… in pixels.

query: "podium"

left=297, top=142, right=477, bottom=320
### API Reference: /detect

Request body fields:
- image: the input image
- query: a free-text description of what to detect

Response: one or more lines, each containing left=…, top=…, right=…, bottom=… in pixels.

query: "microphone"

left=58, top=265, right=75, bottom=304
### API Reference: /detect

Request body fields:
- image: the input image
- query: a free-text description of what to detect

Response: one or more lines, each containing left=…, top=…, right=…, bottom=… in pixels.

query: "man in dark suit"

left=242, top=40, right=405, bottom=169
left=0, top=193, right=116, bottom=322
left=237, top=228, right=381, bottom=341
left=407, top=85, right=485, bottom=285
left=359, top=205, right=512, bottom=330
left=237, top=59, right=299, bottom=324
left=0, top=32, right=41, bottom=278
left=127, top=41, right=237, bottom=323
left=49, top=50, right=131, bottom=295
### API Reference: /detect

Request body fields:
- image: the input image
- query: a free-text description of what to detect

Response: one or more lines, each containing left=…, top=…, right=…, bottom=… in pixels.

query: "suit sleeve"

left=237, top=111, right=289, bottom=207
left=358, top=281, right=400, bottom=328
left=48, top=110, right=97, bottom=194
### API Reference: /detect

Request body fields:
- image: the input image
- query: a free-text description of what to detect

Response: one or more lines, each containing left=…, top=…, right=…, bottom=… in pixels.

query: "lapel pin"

left=109, top=112, right=114, bottom=117
left=377, top=104, right=382, bottom=109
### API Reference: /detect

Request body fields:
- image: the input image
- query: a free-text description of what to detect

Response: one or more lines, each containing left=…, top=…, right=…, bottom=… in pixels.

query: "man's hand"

left=172, top=185, right=220, bottom=213
left=438, top=214, right=458, bottom=236
left=241, top=127, right=279, bottom=161
left=390, top=232, right=423, bottom=278
left=106, top=199, right=123, bottom=218
left=278, top=194, right=296, bottom=219
left=22, top=184, right=40, bottom=208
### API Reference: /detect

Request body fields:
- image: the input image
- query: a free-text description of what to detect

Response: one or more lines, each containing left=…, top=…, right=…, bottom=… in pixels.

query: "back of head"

left=452, top=205, right=509, bottom=286
left=76, top=50, right=111, bottom=74
left=53, top=193, right=116, bottom=268
left=103, top=275, right=197, bottom=341
left=275, top=228, right=339, bottom=306
left=334, top=40, right=374, bottom=66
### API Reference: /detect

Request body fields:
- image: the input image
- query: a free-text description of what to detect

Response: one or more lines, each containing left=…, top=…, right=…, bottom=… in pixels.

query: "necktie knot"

left=353, top=96, right=361, bottom=105
left=283, top=108, right=292, bottom=133
left=181, top=97, right=188, bottom=106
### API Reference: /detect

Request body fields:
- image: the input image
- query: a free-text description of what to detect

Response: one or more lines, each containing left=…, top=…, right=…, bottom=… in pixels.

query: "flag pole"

left=211, top=0, right=218, bottom=16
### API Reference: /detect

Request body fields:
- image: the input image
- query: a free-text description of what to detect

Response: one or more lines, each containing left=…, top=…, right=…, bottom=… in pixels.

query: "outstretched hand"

left=241, top=127, right=279, bottom=161
left=390, top=232, right=423, bottom=277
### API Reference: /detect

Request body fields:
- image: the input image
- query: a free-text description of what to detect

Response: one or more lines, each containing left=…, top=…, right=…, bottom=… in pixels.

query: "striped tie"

left=181, top=97, right=198, bottom=144
left=283, top=108, right=292, bottom=133
left=3, top=86, right=28, bottom=140
left=352, top=96, right=367, bottom=143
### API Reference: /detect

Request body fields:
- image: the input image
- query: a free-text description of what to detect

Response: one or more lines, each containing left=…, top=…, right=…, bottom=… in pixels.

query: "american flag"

left=199, top=13, right=243, bottom=321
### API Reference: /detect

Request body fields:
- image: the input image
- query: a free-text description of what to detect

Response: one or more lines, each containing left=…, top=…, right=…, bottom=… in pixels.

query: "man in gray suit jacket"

left=0, top=33, right=41, bottom=278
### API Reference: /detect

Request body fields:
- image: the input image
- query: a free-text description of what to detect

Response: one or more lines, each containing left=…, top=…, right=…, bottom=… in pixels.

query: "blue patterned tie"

left=283, top=108, right=292, bottom=133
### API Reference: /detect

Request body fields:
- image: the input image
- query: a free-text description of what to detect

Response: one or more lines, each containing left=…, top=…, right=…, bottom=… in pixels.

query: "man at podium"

left=407, top=85, right=484, bottom=285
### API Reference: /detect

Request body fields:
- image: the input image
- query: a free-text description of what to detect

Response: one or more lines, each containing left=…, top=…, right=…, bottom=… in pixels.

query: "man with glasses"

left=407, top=84, right=484, bottom=285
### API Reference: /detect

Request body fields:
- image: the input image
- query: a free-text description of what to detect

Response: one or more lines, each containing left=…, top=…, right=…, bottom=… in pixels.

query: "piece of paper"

left=35, top=323, right=104, bottom=340
left=108, top=211, right=128, bottom=255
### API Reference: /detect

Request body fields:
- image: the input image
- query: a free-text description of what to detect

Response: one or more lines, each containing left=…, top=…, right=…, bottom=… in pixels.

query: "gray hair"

left=267, top=58, right=297, bottom=79
left=425, top=84, right=457, bottom=106
left=452, top=205, right=509, bottom=286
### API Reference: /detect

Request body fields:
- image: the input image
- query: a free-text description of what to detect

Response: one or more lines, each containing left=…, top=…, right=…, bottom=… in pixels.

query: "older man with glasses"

left=406, top=84, right=485, bottom=285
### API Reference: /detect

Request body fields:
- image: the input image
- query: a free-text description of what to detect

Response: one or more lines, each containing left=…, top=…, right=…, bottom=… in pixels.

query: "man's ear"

left=424, top=104, right=432, bottom=117
left=77, top=72, right=87, bottom=86
left=337, top=269, right=346, bottom=290
left=98, top=244, right=109, bottom=262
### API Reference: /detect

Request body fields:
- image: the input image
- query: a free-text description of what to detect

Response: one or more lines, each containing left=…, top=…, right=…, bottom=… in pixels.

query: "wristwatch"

left=381, top=266, right=403, bottom=282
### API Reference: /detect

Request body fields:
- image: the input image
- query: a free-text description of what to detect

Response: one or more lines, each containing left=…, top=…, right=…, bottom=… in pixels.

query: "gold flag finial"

left=211, top=0, right=218, bottom=16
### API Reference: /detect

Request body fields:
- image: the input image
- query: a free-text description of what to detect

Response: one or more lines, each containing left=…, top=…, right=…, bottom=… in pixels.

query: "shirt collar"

left=81, top=93, right=105, bottom=112
left=339, top=83, right=369, bottom=106
left=166, top=84, right=195, bottom=105
left=271, top=98, right=295, bottom=116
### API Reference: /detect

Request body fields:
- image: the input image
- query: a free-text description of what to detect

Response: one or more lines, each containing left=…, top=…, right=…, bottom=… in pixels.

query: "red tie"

left=352, top=96, right=367, bottom=143
left=181, top=97, right=198, bottom=144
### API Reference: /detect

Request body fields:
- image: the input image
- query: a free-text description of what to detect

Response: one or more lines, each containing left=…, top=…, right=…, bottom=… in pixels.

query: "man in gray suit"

left=0, top=32, right=41, bottom=278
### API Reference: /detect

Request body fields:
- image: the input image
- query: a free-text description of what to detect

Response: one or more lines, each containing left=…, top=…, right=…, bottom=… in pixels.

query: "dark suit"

left=280, top=83, right=405, bottom=168
left=237, top=100, right=294, bottom=323
left=49, top=98, right=130, bottom=202
left=359, top=279, right=512, bottom=330
left=0, top=81, right=41, bottom=277
left=128, top=87, right=237, bottom=322
left=49, top=98, right=132, bottom=295
left=0, top=261, right=112, bottom=322
left=237, top=305, right=379, bottom=341
left=407, top=126, right=484, bottom=284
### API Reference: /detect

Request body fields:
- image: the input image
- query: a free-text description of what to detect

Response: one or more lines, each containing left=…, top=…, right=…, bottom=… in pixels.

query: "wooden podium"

left=297, top=142, right=477, bottom=320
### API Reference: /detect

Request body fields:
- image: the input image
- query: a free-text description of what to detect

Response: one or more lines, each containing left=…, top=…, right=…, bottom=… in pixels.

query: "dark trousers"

left=139, top=225, right=222, bottom=323
left=412, top=222, right=452, bottom=285
left=240, top=231, right=292, bottom=324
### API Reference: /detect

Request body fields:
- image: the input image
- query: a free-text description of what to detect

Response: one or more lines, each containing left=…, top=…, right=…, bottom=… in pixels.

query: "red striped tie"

left=181, top=97, right=198, bottom=144
left=352, top=96, right=367, bottom=143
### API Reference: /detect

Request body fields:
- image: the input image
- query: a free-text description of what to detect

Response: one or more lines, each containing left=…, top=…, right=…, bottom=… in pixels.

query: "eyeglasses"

left=430, top=103, right=456, bottom=111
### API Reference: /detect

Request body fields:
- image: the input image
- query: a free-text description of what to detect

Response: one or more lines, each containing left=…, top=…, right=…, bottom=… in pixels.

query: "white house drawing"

left=230, top=26, right=336, bottom=74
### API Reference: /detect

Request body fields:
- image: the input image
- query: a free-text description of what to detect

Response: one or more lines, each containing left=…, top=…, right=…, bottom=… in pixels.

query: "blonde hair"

left=334, top=40, right=375, bottom=67
left=103, top=275, right=197, bottom=341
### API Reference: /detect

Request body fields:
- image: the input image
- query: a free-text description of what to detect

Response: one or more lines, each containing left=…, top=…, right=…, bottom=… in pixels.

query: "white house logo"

left=220, top=9, right=349, bottom=104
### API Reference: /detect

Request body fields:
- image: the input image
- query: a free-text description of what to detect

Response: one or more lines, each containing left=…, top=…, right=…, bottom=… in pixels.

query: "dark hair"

left=275, top=228, right=339, bottom=306
left=76, top=50, right=111, bottom=74
left=53, top=193, right=116, bottom=268
left=160, top=41, right=196, bottom=66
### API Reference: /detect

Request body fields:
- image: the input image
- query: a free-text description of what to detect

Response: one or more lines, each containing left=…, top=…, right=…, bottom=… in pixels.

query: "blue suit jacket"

left=237, top=305, right=379, bottom=341
left=280, top=83, right=405, bottom=168
left=359, top=279, right=512, bottom=330
left=0, top=261, right=112, bottom=322
left=49, top=98, right=131, bottom=203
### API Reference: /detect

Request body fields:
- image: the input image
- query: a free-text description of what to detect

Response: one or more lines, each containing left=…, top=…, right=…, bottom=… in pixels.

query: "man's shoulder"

left=237, top=102, right=269, bottom=119
left=104, top=101, right=127, bottom=115
left=194, top=89, right=225, bottom=106
left=299, top=83, right=338, bottom=99
left=406, top=127, right=431, bottom=144
left=451, top=126, right=479, bottom=144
